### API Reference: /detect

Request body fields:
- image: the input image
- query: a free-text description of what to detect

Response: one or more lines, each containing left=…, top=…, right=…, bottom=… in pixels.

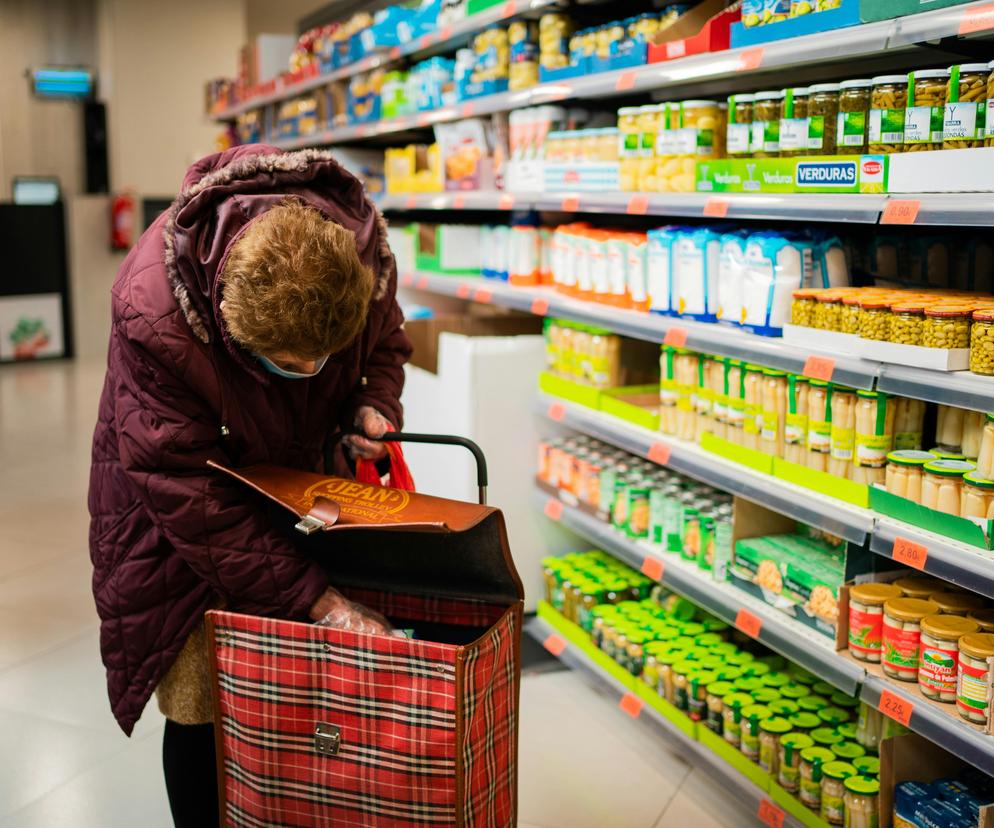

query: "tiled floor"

left=0, top=359, right=754, bottom=827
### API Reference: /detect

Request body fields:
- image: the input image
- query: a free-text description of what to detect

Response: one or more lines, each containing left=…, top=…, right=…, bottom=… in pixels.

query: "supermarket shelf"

left=536, top=490, right=865, bottom=695
left=525, top=616, right=810, bottom=828
left=399, top=270, right=883, bottom=389
left=876, top=363, right=994, bottom=413
left=905, top=193, right=994, bottom=227
left=536, top=392, right=873, bottom=545
left=889, top=0, right=994, bottom=47
left=872, top=518, right=994, bottom=600
left=859, top=669, right=994, bottom=777
left=213, top=0, right=558, bottom=120
left=380, top=191, right=517, bottom=211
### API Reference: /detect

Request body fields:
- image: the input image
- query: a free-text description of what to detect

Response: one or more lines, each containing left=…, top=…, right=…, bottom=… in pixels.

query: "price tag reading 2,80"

left=757, top=799, right=784, bottom=828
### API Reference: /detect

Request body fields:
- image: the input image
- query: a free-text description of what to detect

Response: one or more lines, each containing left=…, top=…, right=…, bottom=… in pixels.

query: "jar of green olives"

left=727, top=93, right=754, bottom=156
left=858, top=299, right=891, bottom=341
left=923, top=305, right=973, bottom=349
left=841, top=295, right=862, bottom=335
left=814, top=293, right=844, bottom=331
left=807, top=83, right=840, bottom=154
left=837, top=79, right=871, bottom=155
left=752, top=91, right=783, bottom=158
left=779, top=87, right=809, bottom=157
left=905, top=69, right=949, bottom=151
left=944, top=63, right=988, bottom=149
left=970, top=309, right=994, bottom=374
left=791, top=289, right=821, bottom=327
left=889, top=302, right=926, bottom=346
left=869, top=75, right=907, bottom=153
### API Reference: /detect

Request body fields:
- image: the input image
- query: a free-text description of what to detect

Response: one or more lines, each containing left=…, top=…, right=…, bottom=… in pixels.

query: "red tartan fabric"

left=213, top=612, right=459, bottom=827
left=339, top=588, right=507, bottom=629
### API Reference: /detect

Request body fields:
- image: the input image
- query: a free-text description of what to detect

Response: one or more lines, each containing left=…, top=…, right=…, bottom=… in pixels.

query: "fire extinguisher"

left=110, top=191, right=136, bottom=250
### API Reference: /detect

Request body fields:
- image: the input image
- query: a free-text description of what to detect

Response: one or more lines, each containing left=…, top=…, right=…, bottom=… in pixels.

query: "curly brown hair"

left=220, top=200, right=374, bottom=359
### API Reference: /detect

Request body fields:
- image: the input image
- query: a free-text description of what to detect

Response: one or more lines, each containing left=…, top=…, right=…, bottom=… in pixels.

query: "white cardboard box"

left=887, top=146, right=994, bottom=193
left=782, top=323, right=860, bottom=357
left=856, top=338, right=970, bottom=371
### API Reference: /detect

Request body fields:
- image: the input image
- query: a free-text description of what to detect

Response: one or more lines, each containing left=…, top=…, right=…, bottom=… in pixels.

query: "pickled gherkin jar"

left=905, top=69, right=949, bottom=151
left=751, top=91, right=782, bottom=158
left=726, top=93, right=754, bottom=156
left=807, top=83, right=840, bottom=154
left=923, top=305, right=972, bottom=349
left=944, top=63, right=988, bottom=149
left=869, top=75, right=907, bottom=153
left=987, top=59, right=994, bottom=147
left=779, top=87, right=809, bottom=157
left=837, top=79, right=871, bottom=155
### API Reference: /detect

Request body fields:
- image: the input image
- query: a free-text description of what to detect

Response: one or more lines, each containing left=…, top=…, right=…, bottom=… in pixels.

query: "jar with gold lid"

left=814, top=292, right=845, bottom=331
left=840, top=294, right=863, bottom=335
left=919, top=614, right=980, bottom=702
left=882, top=597, right=940, bottom=681
left=848, top=582, right=902, bottom=662
left=791, top=289, right=822, bottom=327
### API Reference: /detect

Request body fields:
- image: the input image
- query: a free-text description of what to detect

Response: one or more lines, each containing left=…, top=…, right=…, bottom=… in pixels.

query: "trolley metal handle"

left=329, top=430, right=489, bottom=505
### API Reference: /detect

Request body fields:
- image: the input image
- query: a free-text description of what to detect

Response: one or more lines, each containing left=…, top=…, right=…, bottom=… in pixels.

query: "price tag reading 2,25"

left=879, top=689, right=914, bottom=727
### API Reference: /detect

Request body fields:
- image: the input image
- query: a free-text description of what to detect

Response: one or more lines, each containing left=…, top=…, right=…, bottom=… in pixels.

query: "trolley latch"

left=315, top=722, right=342, bottom=756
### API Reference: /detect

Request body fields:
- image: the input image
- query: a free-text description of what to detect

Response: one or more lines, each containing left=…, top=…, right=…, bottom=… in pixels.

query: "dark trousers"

left=162, top=720, right=219, bottom=827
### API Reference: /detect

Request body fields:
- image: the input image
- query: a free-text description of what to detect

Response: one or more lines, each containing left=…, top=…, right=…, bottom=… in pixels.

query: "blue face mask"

left=255, top=354, right=329, bottom=379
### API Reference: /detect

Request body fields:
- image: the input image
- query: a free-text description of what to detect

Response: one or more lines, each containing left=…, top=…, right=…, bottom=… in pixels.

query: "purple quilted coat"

left=88, top=145, right=412, bottom=735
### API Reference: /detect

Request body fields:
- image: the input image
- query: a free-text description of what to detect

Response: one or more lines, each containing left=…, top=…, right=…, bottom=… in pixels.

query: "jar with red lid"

left=971, top=308, right=994, bottom=374
left=923, top=305, right=973, bottom=349
left=888, top=301, right=927, bottom=346
left=859, top=299, right=891, bottom=341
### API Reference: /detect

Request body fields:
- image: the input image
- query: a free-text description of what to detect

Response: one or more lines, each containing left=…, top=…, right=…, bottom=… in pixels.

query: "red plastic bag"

left=355, top=436, right=415, bottom=491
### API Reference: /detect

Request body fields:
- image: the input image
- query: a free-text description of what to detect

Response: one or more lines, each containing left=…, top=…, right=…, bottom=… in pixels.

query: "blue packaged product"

left=913, top=801, right=974, bottom=828
left=741, top=232, right=814, bottom=337
left=742, top=0, right=763, bottom=27
left=716, top=231, right=748, bottom=327
left=674, top=227, right=722, bottom=322
left=647, top=226, right=681, bottom=316
left=894, top=780, right=933, bottom=828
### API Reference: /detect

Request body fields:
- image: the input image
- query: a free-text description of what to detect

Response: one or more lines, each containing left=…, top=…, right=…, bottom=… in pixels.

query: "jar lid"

left=924, top=459, right=977, bottom=477
left=781, top=683, right=812, bottom=700
left=890, top=302, right=927, bottom=314
left=744, top=363, right=765, bottom=373
left=921, top=613, right=980, bottom=639
left=969, top=608, right=994, bottom=631
left=843, top=294, right=864, bottom=306
left=810, top=727, right=843, bottom=746
left=759, top=716, right=792, bottom=734
left=789, top=711, right=822, bottom=729
left=956, top=63, right=990, bottom=73
left=832, top=741, right=867, bottom=760
left=762, top=368, right=787, bottom=378
left=839, top=78, right=873, bottom=90
left=751, top=688, right=782, bottom=704
left=959, top=633, right=994, bottom=659
left=808, top=379, right=830, bottom=388
left=854, top=756, right=880, bottom=776
left=850, top=582, right=903, bottom=605
left=793, top=288, right=824, bottom=299
left=913, top=69, right=951, bottom=79
left=856, top=389, right=886, bottom=400
left=682, top=100, right=719, bottom=108
left=964, top=471, right=994, bottom=489
left=736, top=677, right=763, bottom=692
left=931, top=592, right=987, bottom=614
left=871, top=74, right=909, bottom=84
left=817, top=293, right=844, bottom=304
left=753, top=90, right=784, bottom=101
left=975, top=309, right=994, bottom=322
left=706, top=680, right=735, bottom=697
left=817, top=706, right=850, bottom=726
left=730, top=93, right=756, bottom=103
left=844, top=775, right=881, bottom=795
left=837, top=722, right=858, bottom=740
left=723, top=691, right=757, bottom=708
left=925, top=305, right=973, bottom=318
left=812, top=681, right=834, bottom=696
left=801, top=746, right=836, bottom=764
left=822, top=761, right=857, bottom=781
left=769, top=699, right=800, bottom=716
left=746, top=662, right=771, bottom=678
left=928, top=448, right=968, bottom=461
left=829, top=692, right=859, bottom=710
left=808, top=83, right=841, bottom=93
left=742, top=703, right=772, bottom=720
left=785, top=87, right=809, bottom=95
left=782, top=732, right=814, bottom=751
left=884, top=597, right=940, bottom=621
left=618, top=106, right=641, bottom=115
left=798, top=695, right=829, bottom=712
left=859, top=298, right=892, bottom=309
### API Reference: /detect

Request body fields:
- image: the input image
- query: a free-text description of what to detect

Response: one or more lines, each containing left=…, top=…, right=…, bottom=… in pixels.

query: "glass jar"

left=841, top=295, right=862, bottom=335
left=760, top=369, right=788, bottom=460
left=882, top=597, right=940, bottom=681
left=751, top=91, right=783, bottom=158
left=681, top=100, right=724, bottom=160
left=905, top=69, right=950, bottom=151
left=656, top=651, right=682, bottom=702
left=979, top=414, right=994, bottom=478
left=964, top=409, right=985, bottom=459
left=636, top=104, right=660, bottom=191
left=921, top=459, right=976, bottom=515
left=704, top=680, right=735, bottom=733
left=799, top=746, right=836, bottom=810
left=742, top=364, right=764, bottom=451
left=837, top=79, right=871, bottom=155
left=789, top=711, right=821, bottom=733
left=936, top=404, right=966, bottom=453
left=758, top=717, right=792, bottom=774
left=971, top=310, right=994, bottom=375
left=814, top=292, right=846, bottom=331
left=885, top=450, right=935, bottom=502
left=895, top=576, right=943, bottom=600
left=722, top=691, right=755, bottom=747
left=776, top=732, right=814, bottom=793
left=894, top=397, right=926, bottom=450
left=784, top=376, right=810, bottom=466
left=806, top=380, right=832, bottom=473
left=858, top=299, right=891, bottom=341
left=923, top=305, right=972, bottom=348
left=830, top=741, right=866, bottom=762
left=779, top=87, right=809, bottom=157
left=888, top=302, right=926, bottom=345
left=829, top=387, right=856, bottom=480
left=853, top=391, right=895, bottom=486
left=727, top=93, right=754, bottom=156
left=919, top=613, right=980, bottom=702
left=807, top=83, right=840, bottom=155
left=988, top=58, right=994, bottom=147
left=674, top=349, right=699, bottom=442
left=848, top=582, right=902, bottom=662
left=617, top=107, right=641, bottom=190
left=944, top=63, right=988, bottom=149
left=820, top=761, right=856, bottom=826
left=740, top=704, right=772, bottom=761
left=957, top=632, right=994, bottom=723
left=725, top=360, right=745, bottom=445
left=687, top=669, right=718, bottom=721
left=970, top=608, right=994, bottom=633
left=791, top=288, right=821, bottom=327
left=932, top=591, right=986, bottom=617
left=869, top=74, right=908, bottom=153
left=843, top=776, right=880, bottom=828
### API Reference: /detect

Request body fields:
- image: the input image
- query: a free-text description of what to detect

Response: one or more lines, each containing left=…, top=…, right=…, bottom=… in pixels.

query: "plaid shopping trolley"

left=206, top=433, right=523, bottom=828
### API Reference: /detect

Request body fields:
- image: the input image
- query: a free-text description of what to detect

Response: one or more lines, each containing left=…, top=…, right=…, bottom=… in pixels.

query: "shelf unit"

left=525, top=614, right=812, bottom=828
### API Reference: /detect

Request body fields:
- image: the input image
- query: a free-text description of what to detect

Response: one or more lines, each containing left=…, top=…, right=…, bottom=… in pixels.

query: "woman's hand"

left=343, top=405, right=391, bottom=461
left=309, top=586, right=395, bottom=635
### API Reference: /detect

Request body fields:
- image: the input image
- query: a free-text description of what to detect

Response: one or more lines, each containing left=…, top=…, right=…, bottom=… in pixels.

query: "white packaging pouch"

left=717, top=231, right=747, bottom=326
left=647, top=226, right=680, bottom=316
left=675, top=227, right=721, bottom=321
left=741, top=232, right=812, bottom=336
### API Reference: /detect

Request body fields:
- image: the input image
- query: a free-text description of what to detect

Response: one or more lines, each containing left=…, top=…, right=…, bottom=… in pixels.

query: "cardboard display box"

left=888, top=146, right=994, bottom=194
left=696, top=155, right=887, bottom=194
left=869, top=485, right=994, bottom=551
left=415, top=224, right=482, bottom=273
left=405, top=313, right=542, bottom=374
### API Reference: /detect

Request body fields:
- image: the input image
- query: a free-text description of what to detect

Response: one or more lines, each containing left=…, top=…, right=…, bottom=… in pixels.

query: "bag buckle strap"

left=315, top=722, right=342, bottom=756
left=294, top=496, right=341, bottom=535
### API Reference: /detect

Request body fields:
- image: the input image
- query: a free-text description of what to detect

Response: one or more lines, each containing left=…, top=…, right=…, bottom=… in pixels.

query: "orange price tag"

left=548, top=402, right=566, bottom=422
left=561, top=196, right=580, bottom=212
left=803, top=355, right=836, bottom=382
left=615, top=71, right=637, bottom=92
left=390, top=46, right=402, bottom=59
left=881, top=199, right=920, bottom=225
left=663, top=327, right=688, bottom=348
left=355, top=125, right=369, bottom=138
left=402, top=273, right=415, bottom=287
left=453, top=194, right=466, bottom=209
left=461, top=102, right=476, bottom=118
left=960, top=2, right=994, bottom=33
left=543, top=634, right=567, bottom=657
left=417, top=113, right=433, bottom=127
left=648, top=442, right=671, bottom=465
left=735, top=608, right=762, bottom=639
left=666, top=39, right=687, bottom=59
left=703, top=197, right=730, bottom=218
left=758, top=799, right=785, bottom=828
left=893, top=536, right=928, bottom=570
left=404, top=195, right=418, bottom=209
left=544, top=498, right=563, bottom=522
left=419, top=34, right=432, bottom=50
left=456, top=284, right=471, bottom=299
left=626, top=194, right=649, bottom=215
left=474, top=288, right=493, bottom=304
left=439, top=26, right=453, bottom=40
left=502, top=0, right=517, bottom=17
left=497, top=194, right=515, bottom=210
left=619, top=692, right=643, bottom=718
left=879, top=688, right=914, bottom=727
left=531, top=297, right=550, bottom=316
left=416, top=276, right=429, bottom=290
left=641, top=556, right=664, bottom=582
left=737, top=47, right=765, bottom=71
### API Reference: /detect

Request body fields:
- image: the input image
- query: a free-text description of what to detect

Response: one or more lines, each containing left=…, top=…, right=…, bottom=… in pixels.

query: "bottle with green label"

left=837, top=79, right=871, bottom=155
left=943, top=63, right=988, bottom=149
left=868, top=75, right=907, bottom=153
left=905, top=69, right=949, bottom=151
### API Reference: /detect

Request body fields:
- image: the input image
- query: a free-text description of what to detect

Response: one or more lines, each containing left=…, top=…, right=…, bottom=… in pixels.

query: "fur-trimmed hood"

left=163, top=144, right=393, bottom=347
